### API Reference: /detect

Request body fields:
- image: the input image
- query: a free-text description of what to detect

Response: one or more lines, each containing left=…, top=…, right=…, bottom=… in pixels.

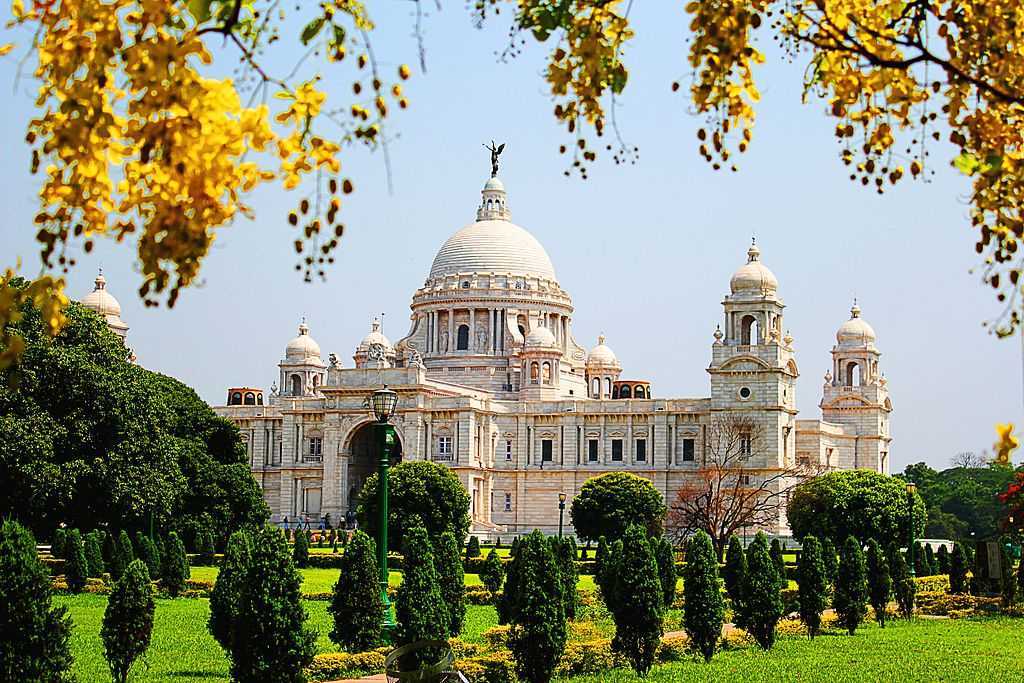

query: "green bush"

left=937, top=544, right=950, bottom=575
left=230, top=525, right=316, bottom=682
left=64, top=529, right=88, bottom=594
left=594, top=536, right=617, bottom=611
left=102, top=559, right=155, bottom=683
left=84, top=531, right=105, bottom=577
left=723, top=534, right=746, bottom=615
left=925, top=544, right=937, bottom=576
left=136, top=533, right=161, bottom=578
left=865, top=539, right=892, bottom=627
left=834, top=536, right=868, bottom=635
left=1000, top=544, right=1016, bottom=607
left=208, top=530, right=252, bottom=653
left=682, top=530, right=724, bottom=662
left=821, top=537, right=838, bottom=586
left=553, top=536, right=579, bottom=620
left=328, top=530, right=382, bottom=652
left=435, top=530, right=466, bottom=637
left=394, top=524, right=449, bottom=667
left=569, top=472, right=666, bottom=542
left=293, top=528, right=309, bottom=569
left=51, top=528, right=66, bottom=559
left=609, top=525, right=663, bottom=675
left=949, top=543, right=969, bottom=594
left=114, top=530, right=134, bottom=582
left=466, top=535, right=481, bottom=559
left=506, top=530, right=566, bottom=683
left=891, top=548, right=916, bottom=618
left=480, top=548, right=505, bottom=596
left=738, top=533, right=782, bottom=650
left=770, top=538, right=785, bottom=586
left=654, top=536, right=677, bottom=608
left=0, top=520, right=73, bottom=681
left=796, top=535, right=828, bottom=638
left=913, top=542, right=929, bottom=577
left=161, top=532, right=189, bottom=598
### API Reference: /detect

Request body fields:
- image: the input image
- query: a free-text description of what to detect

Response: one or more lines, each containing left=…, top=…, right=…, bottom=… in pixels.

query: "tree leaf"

left=301, top=17, right=326, bottom=46
left=187, top=0, right=214, bottom=23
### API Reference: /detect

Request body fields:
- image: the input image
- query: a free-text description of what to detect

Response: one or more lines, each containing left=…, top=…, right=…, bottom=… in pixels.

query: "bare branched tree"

left=951, top=451, right=989, bottom=469
left=666, top=414, right=818, bottom=561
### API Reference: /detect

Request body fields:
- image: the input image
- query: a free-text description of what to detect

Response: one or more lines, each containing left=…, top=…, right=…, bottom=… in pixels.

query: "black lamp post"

left=370, top=385, right=399, bottom=634
left=906, top=481, right=917, bottom=577
left=558, top=492, right=567, bottom=538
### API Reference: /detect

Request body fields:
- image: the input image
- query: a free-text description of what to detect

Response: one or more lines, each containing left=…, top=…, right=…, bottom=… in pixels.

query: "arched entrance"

left=345, top=422, right=403, bottom=514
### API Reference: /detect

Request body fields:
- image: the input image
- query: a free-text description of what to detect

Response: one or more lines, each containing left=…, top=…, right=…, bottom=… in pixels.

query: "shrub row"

left=915, top=591, right=1002, bottom=617
left=913, top=574, right=951, bottom=593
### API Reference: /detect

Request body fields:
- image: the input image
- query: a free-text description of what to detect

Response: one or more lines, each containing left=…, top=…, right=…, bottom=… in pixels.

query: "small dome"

left=81, top=271, right=121, bottom=318
left=285, top=320, right=322, bottom=361
left=586, top=335, right=620, bottom=368
left=836, top=302, right=876, bottom=346
left=524, top=326, right=557, bottom=348
left=483, top=177, right=505, bottom=192
left=730, top=242, right=778, bottom=296
left=358, top=317, right=393, bottom=351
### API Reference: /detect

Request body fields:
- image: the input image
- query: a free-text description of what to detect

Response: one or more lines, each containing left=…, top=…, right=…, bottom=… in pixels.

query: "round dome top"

left=836, top=302, right=876, bottom=346
left=358, top=317, right=393, bottom=350
left=285, top=320, right=322, bottom=361
left=524, top=326, right=557, bottom=348
left=429, top=220, right=557, bottom=281
left=483, top=177, right=505, bottom=192
left=81, top=271, right=121, bottom=318
left=730, top=242, right=778, bottom=295
left=587, top=335, right=620, bottom=368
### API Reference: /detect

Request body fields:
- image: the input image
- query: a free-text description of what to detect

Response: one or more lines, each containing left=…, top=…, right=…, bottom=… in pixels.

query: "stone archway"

left=344, top=421, right=403, bottom=514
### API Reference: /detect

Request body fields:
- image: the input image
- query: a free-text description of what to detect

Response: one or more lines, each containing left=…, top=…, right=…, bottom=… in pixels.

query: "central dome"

left=429, top=220, right=557, bottom=281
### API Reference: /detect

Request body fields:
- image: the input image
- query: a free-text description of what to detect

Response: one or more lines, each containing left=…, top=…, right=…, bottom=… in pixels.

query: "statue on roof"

left=484, top=140, right=505, bottom=177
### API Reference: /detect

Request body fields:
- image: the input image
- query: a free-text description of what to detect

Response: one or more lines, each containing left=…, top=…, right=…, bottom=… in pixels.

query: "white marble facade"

left=211, top=174, right=893, bottom=538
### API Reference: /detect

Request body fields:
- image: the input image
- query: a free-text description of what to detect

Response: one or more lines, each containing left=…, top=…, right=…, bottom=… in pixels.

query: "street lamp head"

left=558, top=492, right=567, bottom=504
left=906, top=481, right=917, bottom=495
left=370, top=385, right=399, bottom=423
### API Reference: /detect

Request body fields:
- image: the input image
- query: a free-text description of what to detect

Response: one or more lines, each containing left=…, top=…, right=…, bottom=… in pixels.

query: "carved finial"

left=484, top=140, right=506, bottom=177
left=598, top=333, right=606, bottom=345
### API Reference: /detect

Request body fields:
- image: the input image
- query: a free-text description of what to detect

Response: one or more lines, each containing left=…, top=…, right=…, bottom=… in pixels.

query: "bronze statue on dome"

left=484, top=141, right=505, bottom=177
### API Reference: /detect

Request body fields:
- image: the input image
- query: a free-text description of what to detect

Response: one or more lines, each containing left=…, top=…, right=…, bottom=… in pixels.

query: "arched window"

left=592, top=378, right=600, bottom=397
left=847, top=361, right=861, bottom=386
left=244, top=392, right=256, bottom=405
left=230, top=391, right=242, bottom=405
left=542, top=362, right=551, bottom=384
left=530, top=362, right=540, bottom=384
left=634, top=385, right=646, bottom=399
left=312, top=375, right=320, bottom=388
left=741, top=315, right=759, bottom=345
left=605, top=377, right=612, bottom=396
left=620, top=385, right=632, bottom=399
left=612, top=385, right=619, bottom=399
left=456, top=324, right=470, bottom=350
left=257, top=394, right=264, bottom=405
left=290, top=374, right=303, bottom=396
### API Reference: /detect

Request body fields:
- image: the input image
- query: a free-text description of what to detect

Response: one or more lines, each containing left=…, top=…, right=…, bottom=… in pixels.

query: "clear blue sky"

left=0, top=4, right=1016, bottom=471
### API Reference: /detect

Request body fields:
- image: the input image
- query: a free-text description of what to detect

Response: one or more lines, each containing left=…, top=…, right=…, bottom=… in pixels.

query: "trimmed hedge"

left=913, top=574, right=951, bottom=593
left=305, top=649, right=387, bottom=681
left=915, top=591, right=1001, bottom=617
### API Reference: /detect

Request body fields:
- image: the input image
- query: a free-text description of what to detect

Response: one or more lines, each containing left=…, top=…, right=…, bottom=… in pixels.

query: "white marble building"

left=190, top=172, right=892, bottom=538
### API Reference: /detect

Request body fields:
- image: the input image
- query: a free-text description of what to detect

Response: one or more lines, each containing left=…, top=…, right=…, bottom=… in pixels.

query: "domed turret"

left=524, top=326, right=557, bottom=349
left=81, top=270, right=129, bottom=339
left=586, top=335, right=620, bottom=370
left=730, top=241, right=778, bottom=296
left=354, top=317, right=397, bottom=368
left=836, top=302, right=876, bottom=347
left=285, top=319, right=322, bottom=362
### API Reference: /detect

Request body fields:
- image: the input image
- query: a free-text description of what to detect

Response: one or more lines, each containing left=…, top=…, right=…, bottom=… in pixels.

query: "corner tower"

left=821, top=302, right=892, bottom=473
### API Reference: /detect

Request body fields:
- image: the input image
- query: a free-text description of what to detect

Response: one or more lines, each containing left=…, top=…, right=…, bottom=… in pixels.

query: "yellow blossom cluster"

left=0, top=267, right=67, bottom=372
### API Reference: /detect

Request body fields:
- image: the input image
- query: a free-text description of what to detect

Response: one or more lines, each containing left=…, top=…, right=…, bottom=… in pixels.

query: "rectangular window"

left=305, top=437, right=323, bottom=462
left=541, top=439, right=553, bottom=462
left=636, top=439, right=647, bottom=462
left=611, top=439, right=623, bottom=462
left=504, top=493, right=512, bottom=512
left=505, top=440, right=513, bottom=461
left=588, top=439, right=599, bottom=463
left=740, top=433, right=752, bottom=458
left=437, top=436, right=453, bottom=461
left=682, top=439, right=695, bottom=462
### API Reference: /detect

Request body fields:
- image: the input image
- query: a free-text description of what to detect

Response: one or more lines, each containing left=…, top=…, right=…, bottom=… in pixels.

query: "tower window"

left=682, top=439, right=695, bottom=462
left=504, top=493, right=512, bottom=511
left=530, top=362, right=540, bottom=384
left=636, top=439, right=647, bottom=462
left=847, top=361, right=861, bottom=386
left=290, top=374, right=303, bottom=396
left=741, top=315, right=759, bottom=345
left=541, top=439, right=553, bottom=462
left=611, top=439, right=623, bottom=461
left=230, top=391, right=242, bottom=405
left=505, top=440, right=513, bottom=461
left=740, top=433, right=752, bottom=458
left=588, top=439, right=599, bottom=462
left=620, top=385, right=632, bottom=399
left=592, top=378, right=600, bottom=397
left=456, top=324, right=470, bottom=350
left=634, top=385, right=646, bottom=399
left=542, top=362, right=551, bottom=384
left=739, top=387, right=752, bottom=399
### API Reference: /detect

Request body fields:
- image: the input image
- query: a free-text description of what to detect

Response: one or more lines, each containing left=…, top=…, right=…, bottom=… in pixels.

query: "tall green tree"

left=682, top=531, right=724, bottom=662
left=208, top=530, right=253, bottom=654
left=609, top=525, right=664, bottom=675
left=434, top=531, right=466, bottom=637
left=553, top=537, right=579, bottom=620
left=722, top=534, right=747, bottom=616
left=328, top=530, right=382, bottom=652
left=770, top=538, right=786, bottom=586
left=891, top=549, right=916, bottom=619
left=569, top=472, right=666, bottom=542
left=101, top=560, right=155, bottom=683
left=63, top=529, right=88, bottom=594
left=913, top=542, right=929, bottom=577
left=654, top=536, right=677, bottom=608
left=292, top=528, right=309, bottom=569
left=924, top=544, right=937, bottom=575
left=821, top=537, right=838, bottom=585
left=505, top=530, right=567, bottom=683
left=937, top=544, right=951, bottom=575
left=796, top=535, right=828, bottom=638
left=230, top=525, right=316, bottom=682
left=0, top=520, right=73, bottom=682
left=594, top=536, right=617, bottom=610
left=479, top=548, right=505, bottom=596
left=833, top=537, right=868, bottom=635
left=161, top=532, right=188, bottom=598
left=738, top=533, right=783, bottom=650
left=50, top=528, right=65, bottom=559
left=84, top=531, right=105, bottom=578
left=465, top=535, right=481, bottom=559
left=865, top=539, right=892, bottom=627
left=114, top=530, right=134, bottom=582
left=136, top=533, right=161, bottom=578
left=394, top=524, right=449, bottom=653
left=949, top=544, right=969, bottom=594
left=357, top=461, right=470, bottom=552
